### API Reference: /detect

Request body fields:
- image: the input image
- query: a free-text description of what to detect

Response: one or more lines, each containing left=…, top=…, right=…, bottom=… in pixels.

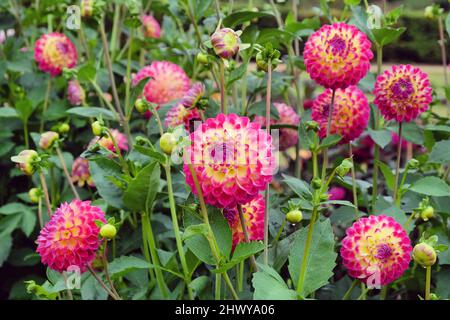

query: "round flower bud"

left=58, top=123, right=70, bottom=134
left=320, top=193, right=329, bottom=201
left=28, top=188, right=41, bottom=203
left=336, top=159, right=353, bottom=177
left=256, top=52, right=268, bottom=72
left=81, top=0, right=94, bottom=18
left=312, top=178, right=322, bottom=189
left=211, top=28, right=240, bottom=59
left=286, top=210, right=303, bottom=223
left=160, top=132, right=177, bottom=155
left=100, top=224, right=117, bottom=239
left=424, top=6, right=435, bottom=19
left=407, top=158, right=419, bottom=169
left=196, top=52, right=209, bottom=65
left=91, top=121, right=103, bottom=136
left=14, top=150, right=39, bottom=176
left=135, top=98, right=147, bottom=114
left=305, top=120, right=319, bottom=132
left=413, top=242, right=437, bottom=267
left=420, top=206, right=434, bottom=222
left=39, top=131, right=59, bottom=150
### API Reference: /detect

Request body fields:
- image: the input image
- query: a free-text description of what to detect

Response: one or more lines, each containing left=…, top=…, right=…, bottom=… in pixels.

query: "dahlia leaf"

left=429, top=139, right=450, bottom=165
left=387, top=122, right=424, bottom=145
left=123, top=161, right=160, bottom=213
left=0, top=233, right=12, bottom=267
left=288, top=218, right=337, bottom=297
left=377, top=161, right=395, bottom=192
left=252, top=264, right=297, bottom=300
left=223, top=11, right=274, bottom=29
left=372, top=27, right=406, bottom=47
left=319, top=134, right=342, bottom=150
left=183, top=211, right=216, bottom=265
left=67, top=107, right=117, bottom=121
left=410, top=177, right=450, bottom=197
left=108, top=256, right=153, bottom=279
left=209, top=208, right=233, bottom=259
left=81, top=275, right=108, bottom=300
left=232, top=241, right=265, bottom=263
left=368, top=128, right=392, bottom=149
left=90, top=158, right=125, bottom=209
left=0, top=106, right=19, bottom=118
left=282, top=174, right=312, bottom=198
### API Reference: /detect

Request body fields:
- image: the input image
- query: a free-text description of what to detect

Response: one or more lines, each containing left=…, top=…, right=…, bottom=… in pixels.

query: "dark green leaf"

left=368, top=128, right=392, bottom=149
left=90, top=158, right=125, bottom=209
left=67, top=107, right=117, bottom=121
left=428, top=139, right=450, bottom=164
left=410, top=177, right=450, bottom=197
left=223, top=11, right=274, bottom=28
left=252, top=264, right=297, bottom=300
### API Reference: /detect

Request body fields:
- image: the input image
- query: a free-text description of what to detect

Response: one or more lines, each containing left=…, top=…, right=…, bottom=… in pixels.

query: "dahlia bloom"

left=374, top=65, right=432, bottom=122
left=181, top=82, right=205, bottom=108
left=164, top=103, right=202, bottom=131
left=340, top=215, right=412, bottom=286
left=211, top=28, right=240, bottom=59
left=183, top=113, right=275, bottom=208
left=312, top=86, right=370, bottom=143
left=34, top=33, right=78, bottom=76
left=141, top=15, right=161, bottom=39
left=72, top=157, right=94, bottom=188
left=304, top=23, right=373, bottom=89
left=223, top=194, right=265, bottom=249
left=36, top=200, right=106, bottom=273
left=90, top=129, right=129, bottom=153
left=254, top=102, right=300, bottom=151
left=67, top=80, right=85, bottom=105
left=132, top=61, right=190, bottom=107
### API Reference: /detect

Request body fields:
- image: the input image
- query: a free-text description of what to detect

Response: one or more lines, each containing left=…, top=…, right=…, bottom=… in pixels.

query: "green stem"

left=142, top=212, right=169, bottom=299
left=357, top=284, right=369, bottom=300
left=263, top=61, right=272, bottom=265
left=321, top=89, right=336, bottom=181
left=393, top=122, right=403, bottom=204
left=56, top=147, right=80, bottom=200
left=349, top=143, right=359, bottom=219
left=342, top=280, right=358, bottom=300
left=40, top=78, right=52, bottom=132
left=125, top=29, right=134, bottom=119
left=105, top=128, right=130, bottom=176
left=90, top=80, right=120, bottom=118
left=110, top=4, right=121, bottom=59
left=215, top=273, right=221, bottom=300
left=380, top=285, right=388, bottom=300
left=164, top=164, right=194, bottom=300
left=272, top=219, right=286, bottom=247
left=87, top=265, right=120, bottom=300
left=23, top=121, right=29, bottom=148
left=102, top=243, right=121, bottom=299
left=425, top=266, right=431, bottom=300
left=141, top=214, right=156, bottom=285
left=237, top=204, right=258, bottom=272
left=37, top=197, right=43, bottom=229
left=219, top=59, right=227, bottom=114
left=39, top=171, right=52, bottom=217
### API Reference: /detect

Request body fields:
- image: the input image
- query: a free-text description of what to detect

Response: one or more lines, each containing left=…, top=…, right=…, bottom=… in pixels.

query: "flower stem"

left=215, top=273, right=221, bottom=300
left=438, top=16, right=448, bottom=87
left=425, top=266, right=431, bottom=300
left=105, top=128, right=130, bottom=176
left=142, top=212, right=169, bottom=299
left=23, top=122, right=29, bottom=148
left=342, top=280, right=358, bottom=300
left=40, top=78, right=52, bottom=132
left=102, top=242, right=121, bottom=299
left=263, top=60, right=272, bottom=265
left=349, top=143, right=359, bottom=219
left=393, top=122, right=403, bottom=204
left=39, top=171, right=52, bottom=217
left=237, top=204, right=258, bottom=272
left=87, top=265, right=120, bottom=300
left=56, top=147, right=80, bottom=200
left=321, top=89, right=336, bottom=181
left=219, top=59, right=227, bottom=114
left=125, top=29, right=134, bottom=120
left=37, top=197, right=43, bottom=228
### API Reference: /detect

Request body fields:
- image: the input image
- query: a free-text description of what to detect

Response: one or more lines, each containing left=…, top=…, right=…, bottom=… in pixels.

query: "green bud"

left=58, top=123, right=70, bottom=134
left=420, top=206, right=434, bottom=221
left=312, top=178, right=322, bottom=189
left=336, top=159, right=353, bottom=177
left=100, top=224, right=117, bottom=239
left=28, top=188, right=41, bottom=203
left=256, top=52, right=268, bottom=72
left=135, top=98, right=148, bottom=114
left=413, top=242, right=437, bottom=267
left=407, top=158, right=419, bottom=169
left=196, top=52, right=209, bottom=65
left=305, top=121, right=319, bottom=132
left=91, top=121, right=103, bottom=136
left=320, top=193, right=329, bottom=201
left=160, top=132, right=177, bottom=155
left=286, top=210, right=303, bottom=223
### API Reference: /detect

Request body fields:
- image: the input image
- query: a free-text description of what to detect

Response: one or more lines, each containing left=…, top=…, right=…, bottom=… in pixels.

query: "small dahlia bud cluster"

left=11, top=150, right=41, bottom=176
left=255, top=43, right=282, bottom=72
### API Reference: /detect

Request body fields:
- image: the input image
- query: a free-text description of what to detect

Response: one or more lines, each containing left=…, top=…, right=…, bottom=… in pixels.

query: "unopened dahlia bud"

left=67, top=80, right=85, bottom=106
left=160, top=132, right=176, bottom=155
left=141, top=15, right=161, bottom=39
left=424, top=6, right=434, bottom=19
left=336, top=159, right=353, bottom=177
left=256, top=52, right=268, bottom=72
left=58, top=123, right=70, bottom=134
left=312, top=178, right=322, bottom=189
left=28, top=188, right=41, bottom=203
left=196, top=52, right=209, bottom=64
left=100, top=224, right=117, bottom=239
left=305, top=120, right=319, bottom=132
left=413, top=242, right=437, bottom=267
left=286, top=210, right=303, bottom=223
left=12, top=150, right=40, bottom=176
left=211, top=28, right=240, bottom=59
left=91, top=121, right=104, bottom=136
left=39, top=131, right=59, bottom=150
left=135, top=98, right=148, bottom=114
left=407, top=158, right=419, bottom=169
left=420, top=206, right=434, bottom=221
left=81, top=0, right=94, bottom=18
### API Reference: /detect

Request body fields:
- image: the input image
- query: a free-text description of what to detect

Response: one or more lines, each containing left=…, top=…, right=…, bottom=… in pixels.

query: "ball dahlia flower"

left=132, top=61, right=190, bottom=107
left=72, top=157, right=94, bottom=188
left=141, top=15, right=161, bottom=39
left=164, top=103, right=202, bottom=131
left=183, top=113, right=275, bottom=208
left=304, top=23, right=373, bottom=89
left=312, top=86, right=370, bottom=143
left=34, top=33, right=78, bottom=76
left=254, top=102, right=300, bottom=151
left=67, top=80, right=85, bottom=106
left=223, top=194, right=265, bottom=249
left=340, top=215, right=412, bottom=286
left=90, top=129, right=129, bottom=153
left=373, top=65, right=432, bottom=122
left=36, top=200, right=106, bottom=273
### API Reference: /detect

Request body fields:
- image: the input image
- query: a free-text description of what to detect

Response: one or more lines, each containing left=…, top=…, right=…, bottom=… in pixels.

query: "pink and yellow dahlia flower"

left=36, top=200, right=106, bottom=273
left=132, top=61, right=190, bottom=107
left=223, top=194, right=265, bottom=249
left=34, top=33, right=78, bottom=76
left=340, top=215, right=412, bottom=286
left=374, top=65, right=432, bottom=122
left=304, top=23, right=373, bottom=89
left=141, top=15, right=161, bottom=39
left=181, top=82, right=205, bottom=108
left=312, top=86, right=370, bottom=143
left=164, top=103, right=202, bottom=131
left=72, top=157, right=94, bottom=188
left=183, top=113, right=275, bottom=208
